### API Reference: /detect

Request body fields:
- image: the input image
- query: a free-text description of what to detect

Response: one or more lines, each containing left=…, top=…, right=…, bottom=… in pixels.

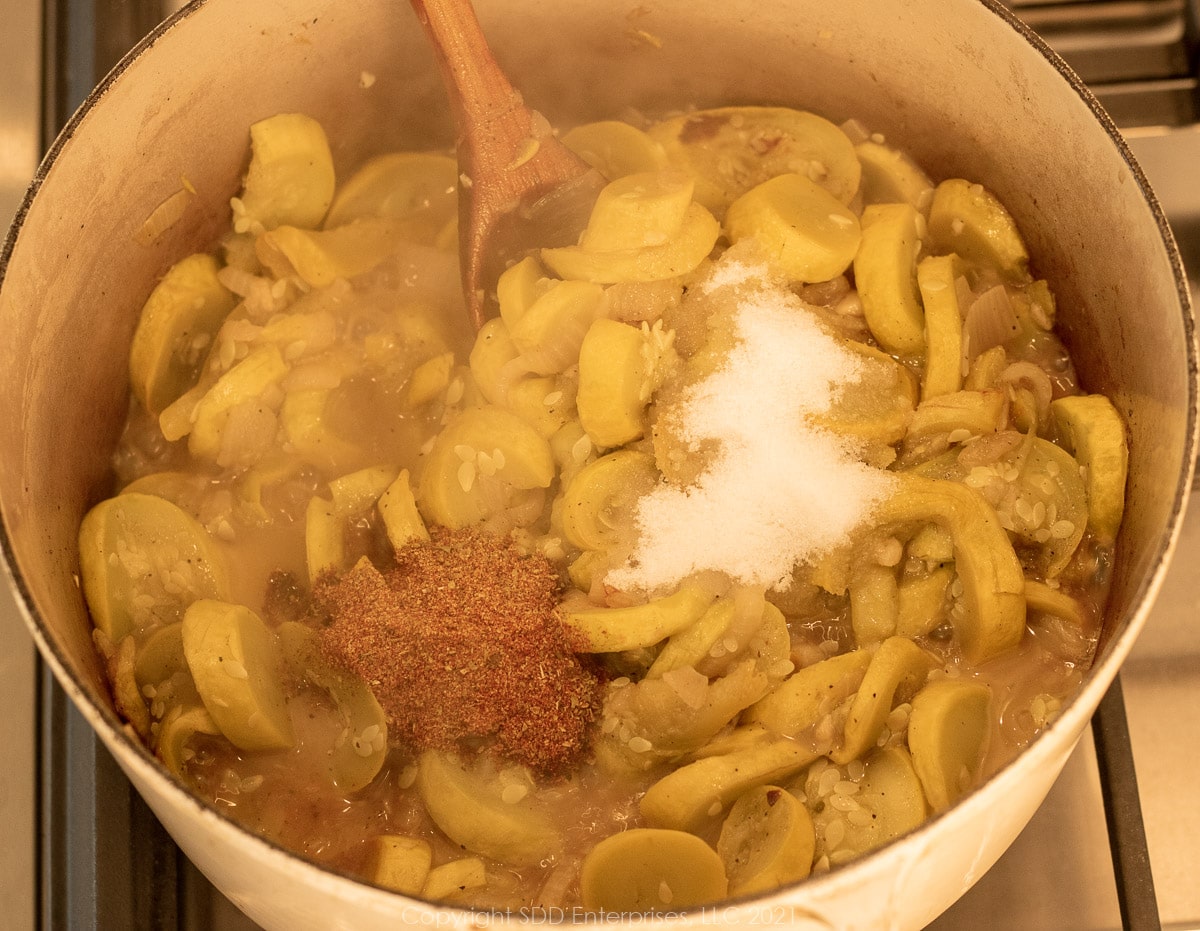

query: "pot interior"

left=0, top=0, right=1193, bottom=910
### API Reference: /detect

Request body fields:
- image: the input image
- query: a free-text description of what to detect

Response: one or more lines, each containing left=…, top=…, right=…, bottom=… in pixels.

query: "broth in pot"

left=78, top=103, right=1128, bottom=913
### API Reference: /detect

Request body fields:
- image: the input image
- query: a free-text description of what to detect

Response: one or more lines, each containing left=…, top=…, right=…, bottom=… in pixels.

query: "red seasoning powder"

left=317, top=527, right=602, bottom=773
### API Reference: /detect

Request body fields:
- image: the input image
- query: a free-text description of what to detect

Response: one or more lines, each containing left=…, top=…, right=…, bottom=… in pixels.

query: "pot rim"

left=1, top=0, right=1196, bottom=921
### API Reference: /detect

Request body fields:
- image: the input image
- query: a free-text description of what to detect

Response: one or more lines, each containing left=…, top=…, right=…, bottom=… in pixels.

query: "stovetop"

left=2, top=2, right=1199, bottom=930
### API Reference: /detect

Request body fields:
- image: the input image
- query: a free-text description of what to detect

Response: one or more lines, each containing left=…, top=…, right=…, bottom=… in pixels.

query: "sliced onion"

left=962, top=285, right=1020, bottom=369
left=135, top=187, right=193, bottom=246
left=996, top=360, right=1053, bottom=426
left=957, top=430, right=1024, bottom=468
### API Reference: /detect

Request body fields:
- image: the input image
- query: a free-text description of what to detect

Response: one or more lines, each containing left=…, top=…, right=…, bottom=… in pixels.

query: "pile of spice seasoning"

left=317, top=527, right=603, bottom=773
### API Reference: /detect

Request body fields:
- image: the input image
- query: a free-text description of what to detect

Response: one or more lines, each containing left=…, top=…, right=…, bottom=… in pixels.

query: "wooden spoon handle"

left=408, top=0, right=601, bottom=328
left=409, top=0, right=529, bottom=151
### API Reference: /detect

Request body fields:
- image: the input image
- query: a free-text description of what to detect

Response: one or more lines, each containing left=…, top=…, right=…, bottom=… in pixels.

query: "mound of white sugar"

left=605, top=256, right=897, bottom=593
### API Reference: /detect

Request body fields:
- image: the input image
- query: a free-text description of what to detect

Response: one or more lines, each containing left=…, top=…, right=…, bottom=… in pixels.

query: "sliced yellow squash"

left=1049, top=393, right=1129, bottom=546
left=717, top=785, right=815, bottom=895
left=79, top=493, right=229, bottom=642
left=854, top=202, right=926, bottom=357
left=927, top=178, right=1030, bottom=282
left=237, top=112, right=335, bottom=231
left=725, top=173, right=861, bottom=283
left=560, top=584, right=715, bottom=652
left=580, top=828, right=727, bottom=912
left=364, top=835, right=432, bottom=896
left=416, top=750, right=560, bottom=866
left=181, top=599, right=294, bottom=751
left=648, top=106, right=861, bottom=214
left=129, top=253, right=237, bottom=415
left=907, top=678, right=992, bottom=811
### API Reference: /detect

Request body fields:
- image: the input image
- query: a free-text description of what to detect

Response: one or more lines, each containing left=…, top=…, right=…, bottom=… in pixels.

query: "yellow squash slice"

left=79, top=493, right=229, bottom=642
left=580, top=828, right=727, bottom=912
left=181, top=599, right=294, bottom=751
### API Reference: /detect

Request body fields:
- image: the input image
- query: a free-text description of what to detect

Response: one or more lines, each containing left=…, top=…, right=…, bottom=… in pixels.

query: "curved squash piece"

left=832, top=636, right=936, bottom=765
left=422, top=857, right=487, bottom=902
left=916, top=434, right=1089, bottom=578
left=601, top=659, right=770, bottom=766
left=1024, top=579, right=1088, bottom=629
left=855, top=140, right=934, bottom=210
left=181, top=599, right=294, bottom=751
left=417, top=405, right=555, bottom=529
left=329, top=465, right=399, bottom=517
left=640, top=731, right=822, bottom=832
left=323, top=151, right=457, bottom=243
left=280, top=388, right=368, bottom=475
left=717, top=785, right=815, bottom=895
left=109, top=634, right=151, bottom=739
left=129, top=253, right=237, bottom=416
left=876, top=473, right=1026, bottom=663
left=78, top=493, right=230, bottom=643
left=416, top=750, right=561, bottom=866
left=304, top=495, right=344, bottom=581
left=188, top=344, right=289, bottom=462
left=505, top=374, right=575, bottom=439
left=378, top=469, right=431, bottom=551
left=559, top=449, right=658, bottom=552
left=576, top=318, right=651, bottom=448
left=854, top=203, right=926, bottom=357
left=907, top=678, right=992, bottom=811
left=237, top=112, right=335, bottom=231
left=1008, top=438, right=1089, bottom=576
left=562, top=120, right=670, bottom=180
left=580, top=828, right=727, bottom=912
left=916, top=437, right=1088, bottom=577
left=745, top=649, right=872, bottom=739
left=809, top=746, right=927, bottom=860
left=646, top=599, right=736, bottom=679
left=468, top=317, right=522, bottom=406
left=496, top=255, right=553, bottom=329
left=648, top=106, right=861, bottom=214
left=905, top=389, right=1006, bottom=446
left=256, top=218, right=412, bottom=289
left=856, top=747, right=928, bottom=850
left=277, top=621, right=388, bottom=792
left=365, top=835, right=432, bottom=896
left=579, top=171, right=696, bottom=254
left=725, top=173, right=861, bottom=283
left=849, top=562, right=899, bottom=645
left=508, top=278, right=605, bottom=375
left=133, top=621, right=187, bottom=690
left=405, top=351, right=455, bottom=409
left=916, top=253, right=965, bottom=400
left=155, top=704, right=221, bottom=777
left=896, top=567, right=954, bottom=638
left=927, top=178, right=1030, bottom=282
left=1049, top=393, right=1129, bottom=546
left=541, top=202, right=719, bottom=284
left=561, top=585, right=715, bottom=652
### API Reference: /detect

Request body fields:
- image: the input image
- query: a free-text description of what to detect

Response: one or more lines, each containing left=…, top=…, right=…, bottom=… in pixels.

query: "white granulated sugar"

left=607, top=256, right=896, bottom=593
left=695, top=258, right=758, bottom=294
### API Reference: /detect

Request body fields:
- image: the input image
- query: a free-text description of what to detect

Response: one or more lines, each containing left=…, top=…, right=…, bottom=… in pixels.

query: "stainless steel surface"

left=0, top=0, right=42, bottom=927
left=1008, top=0, right=1199, bottom=126
left=1, top=2, right=1197, bottom=929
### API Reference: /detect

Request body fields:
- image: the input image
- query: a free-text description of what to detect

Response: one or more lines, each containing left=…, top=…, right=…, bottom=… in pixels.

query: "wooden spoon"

left=409, top=0, right=606, bottom=329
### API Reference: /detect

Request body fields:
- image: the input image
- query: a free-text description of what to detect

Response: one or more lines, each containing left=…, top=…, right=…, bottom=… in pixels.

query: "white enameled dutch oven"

left=0, top=0, right=1194, bottom=928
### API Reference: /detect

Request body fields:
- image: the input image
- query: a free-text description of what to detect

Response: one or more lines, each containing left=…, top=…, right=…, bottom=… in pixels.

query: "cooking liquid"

left=93, top=109, right=1114, bottom=910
